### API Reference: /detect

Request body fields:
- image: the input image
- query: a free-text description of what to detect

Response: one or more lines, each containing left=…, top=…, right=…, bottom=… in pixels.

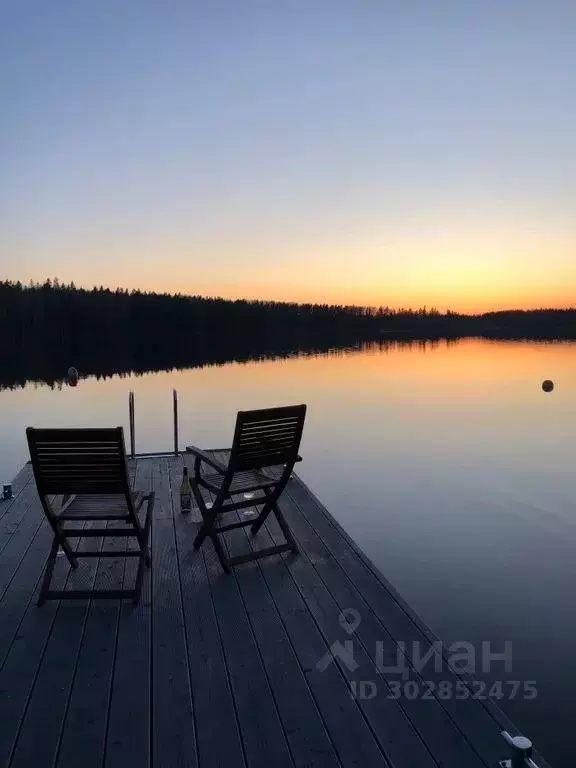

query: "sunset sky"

left=2, top=1, right=575, bottom=312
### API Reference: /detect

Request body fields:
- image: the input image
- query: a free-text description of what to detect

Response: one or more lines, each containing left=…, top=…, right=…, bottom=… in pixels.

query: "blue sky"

left=2, top=1, right=575, bottom=310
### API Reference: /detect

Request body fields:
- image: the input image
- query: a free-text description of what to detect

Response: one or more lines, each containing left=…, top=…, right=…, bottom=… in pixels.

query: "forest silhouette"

left=1, top=279, right=574, bottom=389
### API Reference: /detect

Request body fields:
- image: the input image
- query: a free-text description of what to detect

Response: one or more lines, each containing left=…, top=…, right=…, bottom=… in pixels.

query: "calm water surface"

left=1, top=338, right=575, bottom=766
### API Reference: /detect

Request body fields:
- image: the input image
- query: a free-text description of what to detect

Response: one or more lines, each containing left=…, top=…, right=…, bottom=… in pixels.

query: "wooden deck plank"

left=0, top=483, right=38, bottom=555
left=105, top=458, right=153, bottom=768
left=257, top=517, right=436, bottom=768
left=56, top=519, right=128, bottom=767
left=200, top=500, right=294, bottom=768
left=231, top=523, right=389, bottom=767
left=0, top=522, right=96, bottom=768
left=150, top=458, right=197, bottom=768
left=204, top=455, right=387, bottom=768
left=285, top=478, right=512, bottom=767
left=0, top=521, right=52, bottom=668
left=0, top=465, right=33, bottom=525
left=8, top=523, right=105, bottom=768
left=217, top=499, right=341, bottom=768
left=216, top=450, right=476, bottom=766
left=285, top=478, right=553, bottom=767
left=267, top=495, right=488, bottom=768
left=0, top=455, right=550, bottom=768
left=0, top=495, right=45, bottom=603
left=169, top=456, right=245, bottom=768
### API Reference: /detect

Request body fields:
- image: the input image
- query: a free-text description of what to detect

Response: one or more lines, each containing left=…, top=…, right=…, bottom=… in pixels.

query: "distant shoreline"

left=1, top=279, right=574, bottom=390
left=1, top=332, right=574, bottom=392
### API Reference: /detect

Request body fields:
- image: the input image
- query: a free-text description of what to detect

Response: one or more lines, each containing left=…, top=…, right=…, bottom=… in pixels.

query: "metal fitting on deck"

left=499, top=731, right=540, bottom=768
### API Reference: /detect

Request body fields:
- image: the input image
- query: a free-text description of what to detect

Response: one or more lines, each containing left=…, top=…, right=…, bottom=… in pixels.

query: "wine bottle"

left=180, top=466, right=192, bottom=513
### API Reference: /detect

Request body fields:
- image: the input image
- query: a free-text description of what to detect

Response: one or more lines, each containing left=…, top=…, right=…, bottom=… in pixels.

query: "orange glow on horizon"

left=46, top=273, right=574, bottom=315
left=14, top=218, right=576, bottom=314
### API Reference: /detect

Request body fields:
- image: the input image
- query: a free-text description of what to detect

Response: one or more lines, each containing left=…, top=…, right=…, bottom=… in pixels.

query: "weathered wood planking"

left=168, top=457, right=245, bottom=768
left=150, top=457, right=197, bottom=768
left=282, top=475, right=551, bottom=768
left=272, top=489, right=487, bottom=768
left=0, top=465, right=33, bottom=526
left=0, top=454, right=550, bottom=768
left=219, top=511, right=341, bottom=768
left=105, top=458, right=153, bottom=768
left=6, top=522, right=103, bottom=768
left=0, top=521, right=85, bottom=767
left=56, top=518, right=127, bottom=768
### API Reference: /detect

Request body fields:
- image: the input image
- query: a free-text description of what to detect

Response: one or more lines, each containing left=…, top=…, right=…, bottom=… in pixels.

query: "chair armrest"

left=186, top=445, right=228, bottom=474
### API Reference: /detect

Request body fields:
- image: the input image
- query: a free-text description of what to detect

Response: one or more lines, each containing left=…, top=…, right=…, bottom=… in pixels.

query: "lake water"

left=1, top=337, right=575, bottom=766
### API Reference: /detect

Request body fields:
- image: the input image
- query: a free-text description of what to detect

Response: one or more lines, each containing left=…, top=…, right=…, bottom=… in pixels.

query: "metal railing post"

left=173, top=389, right=179, bottom=455
left=128, top=391, right=136, bottom=458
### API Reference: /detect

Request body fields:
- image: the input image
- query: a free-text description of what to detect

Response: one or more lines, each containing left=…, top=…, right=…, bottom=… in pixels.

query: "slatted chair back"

left=228, top=405, right=307, bottom=472
left=26, top=427, right=130, bottom=497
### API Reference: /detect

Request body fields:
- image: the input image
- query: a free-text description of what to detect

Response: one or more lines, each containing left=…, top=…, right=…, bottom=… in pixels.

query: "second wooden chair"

left=185, top=404, right=306, bottom=573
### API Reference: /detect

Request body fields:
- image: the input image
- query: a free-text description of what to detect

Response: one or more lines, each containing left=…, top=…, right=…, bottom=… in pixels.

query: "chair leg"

left=193, top=522, right=231, bottom=574
left=129, top=492, right=154, bottom=603
left=192, top=521, right=231, bottom=574
left=190, top=488, right=232, bottom=574
left=133, top=546, right=148, bottom=604
left=251, top=503, right=273, bottom=535
left=272, top=501, right=299, bottom=553
left=140, top=492, right=154, bottom=569
left=38, top=536, right=59, bottom=607
left=209, top=533, right=231, bottom=575
left=193, top=525, right=209, bottom=550
left=40, top=497, right=78, bottom=569
left=57, top=529, right=79, bottom=569
left=251, top=488, right=276, bottom=534
left=193, top=494, right=220, bottom=551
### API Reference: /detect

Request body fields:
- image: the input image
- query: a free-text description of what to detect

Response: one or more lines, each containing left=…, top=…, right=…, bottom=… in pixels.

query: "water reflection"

left=1, top=337, right=575, bottom=765
left=0, top=333, right=569, bottom=392
left=0, top=334, right=377, bottom=391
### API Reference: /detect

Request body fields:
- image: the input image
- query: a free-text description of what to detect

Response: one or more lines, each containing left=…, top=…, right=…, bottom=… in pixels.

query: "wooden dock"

left=0, top=452, right=548, bottom=768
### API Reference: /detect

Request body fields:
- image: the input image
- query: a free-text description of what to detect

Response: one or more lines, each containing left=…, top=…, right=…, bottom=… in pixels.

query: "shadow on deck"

left=0, top=453, right=548, bottom=768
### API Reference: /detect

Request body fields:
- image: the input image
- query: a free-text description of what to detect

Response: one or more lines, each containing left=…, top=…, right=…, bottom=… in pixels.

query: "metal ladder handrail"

left=128, top=389, right=179, bottom=458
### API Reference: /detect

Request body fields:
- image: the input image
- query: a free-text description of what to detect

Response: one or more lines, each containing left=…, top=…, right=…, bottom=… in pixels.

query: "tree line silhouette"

left=0, top=279, right=574, bottom=388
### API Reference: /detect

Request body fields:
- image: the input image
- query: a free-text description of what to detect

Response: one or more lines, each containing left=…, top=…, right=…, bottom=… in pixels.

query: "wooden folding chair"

left=186, top=404, right=306, bottom=573
left=26, top=427, right=154, bottom=605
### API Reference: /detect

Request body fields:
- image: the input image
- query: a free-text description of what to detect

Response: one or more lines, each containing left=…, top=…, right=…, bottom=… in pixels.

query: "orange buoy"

left=542, top=380, right=554, bottom=393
